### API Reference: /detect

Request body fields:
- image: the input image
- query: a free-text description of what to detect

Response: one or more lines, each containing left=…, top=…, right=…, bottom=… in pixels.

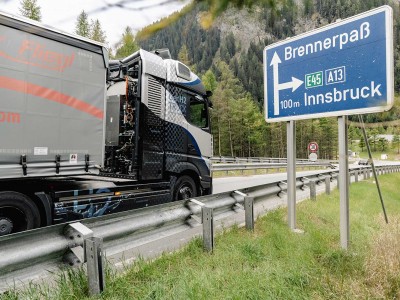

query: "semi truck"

left=0, top=12, right=213, bottom=236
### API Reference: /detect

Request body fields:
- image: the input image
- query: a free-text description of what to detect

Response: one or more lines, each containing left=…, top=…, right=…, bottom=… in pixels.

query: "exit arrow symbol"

left=270, top=52, right=303, bottom=115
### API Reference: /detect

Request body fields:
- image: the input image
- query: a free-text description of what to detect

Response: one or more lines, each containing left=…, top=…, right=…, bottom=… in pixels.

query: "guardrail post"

left=325, top=176, right=331, bottom=195
left=244, top=196, right=254, bottom=231
left=86, top=237, right=105, bottom=296
left=189, top=199, right=214, bottom=252
left=64, top=223, right=93, bottom=267
left=310, top=180, right=316, bottom=201
left=363, top=169, right=367, bottom=180
left=63, top=222, right=105, bottom=296
left=354, top=170, right=358, bottom=182
left=202, top=206, right=214, bottom=252
left=233, top=191, right=254, bottom=231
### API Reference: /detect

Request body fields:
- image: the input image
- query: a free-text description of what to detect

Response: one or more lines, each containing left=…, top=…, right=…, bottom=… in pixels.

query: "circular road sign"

left=308, top=142, right=319, bottom=153
left=309, top=152, right=318, bottom=162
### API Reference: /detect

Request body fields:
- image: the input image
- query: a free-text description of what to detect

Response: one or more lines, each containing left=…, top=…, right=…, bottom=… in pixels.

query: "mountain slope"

left=139, top=0, right=400, bottom=105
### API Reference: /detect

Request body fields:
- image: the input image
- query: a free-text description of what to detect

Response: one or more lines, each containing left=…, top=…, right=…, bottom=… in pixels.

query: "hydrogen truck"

left=0, top=11, right=213, bottom=235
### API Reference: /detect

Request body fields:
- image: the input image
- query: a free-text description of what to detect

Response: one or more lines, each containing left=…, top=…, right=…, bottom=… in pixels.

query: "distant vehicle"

left=0, top=12, right=213, bottom=235
left=358, top=159, right=370, bottom=165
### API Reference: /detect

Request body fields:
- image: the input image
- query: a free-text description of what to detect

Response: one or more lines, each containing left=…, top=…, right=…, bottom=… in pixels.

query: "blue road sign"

left=263, top=6, right=393, bottom=122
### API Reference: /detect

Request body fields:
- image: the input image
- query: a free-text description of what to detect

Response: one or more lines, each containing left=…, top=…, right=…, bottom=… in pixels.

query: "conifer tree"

left=359, top=135, right=366, bottom=153
left=19, top=0, right=41, bottom=21
left=90, top=19, right=107, bottom=43
left=392, top=133, right=400, bottom=154
left=75, top=10, right=90, bottom=38
left=115, top=27, right=140, bottom=59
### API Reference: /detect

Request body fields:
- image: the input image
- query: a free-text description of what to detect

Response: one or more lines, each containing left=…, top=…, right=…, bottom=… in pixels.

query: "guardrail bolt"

left=85, top=237, right=105, bottom=296
left=244, top=196, right=254, bottom=231
left=202, top=206, right=214, bottom=252
left=310, top=180, right=316, bottom=201
left=325, top=177, right=331, bottom=195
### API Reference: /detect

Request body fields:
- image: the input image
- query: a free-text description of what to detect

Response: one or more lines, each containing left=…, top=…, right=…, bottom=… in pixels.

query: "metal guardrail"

left=211, top=156, right=336, bottom=164
left=1, top=164, right=399, bottom=295
left=211, top=161, right=334, bottom=175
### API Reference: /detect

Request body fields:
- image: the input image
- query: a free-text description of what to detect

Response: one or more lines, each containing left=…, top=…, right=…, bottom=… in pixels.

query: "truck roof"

left=0, top=9, right=107, bottom=56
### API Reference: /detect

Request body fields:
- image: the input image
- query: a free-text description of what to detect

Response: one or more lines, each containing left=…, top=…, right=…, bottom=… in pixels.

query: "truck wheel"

left=0, top=192, right=40, bottom=236
left=173, top=175, right=197, bottom=201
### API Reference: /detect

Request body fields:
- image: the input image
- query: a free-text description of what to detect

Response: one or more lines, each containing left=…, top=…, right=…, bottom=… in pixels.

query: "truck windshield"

left=189, top=95, right=208, bottom=128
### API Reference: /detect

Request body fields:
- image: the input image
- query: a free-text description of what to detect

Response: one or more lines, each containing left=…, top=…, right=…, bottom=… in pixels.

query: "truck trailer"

left=0, top=12, right=213, bottom=235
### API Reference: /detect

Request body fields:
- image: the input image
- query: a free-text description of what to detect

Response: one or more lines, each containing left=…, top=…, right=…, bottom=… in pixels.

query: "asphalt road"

left=213, top=160, right=400, bottom=194
left=213, top=169, right=330, bottom=193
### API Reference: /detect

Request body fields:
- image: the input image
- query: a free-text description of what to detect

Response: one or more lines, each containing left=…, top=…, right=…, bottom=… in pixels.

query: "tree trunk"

left=228, top=119, right=234, bottom=157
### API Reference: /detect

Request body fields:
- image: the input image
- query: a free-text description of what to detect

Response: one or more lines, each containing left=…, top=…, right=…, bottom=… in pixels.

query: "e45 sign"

left=263, top=6, right=394, bottom=122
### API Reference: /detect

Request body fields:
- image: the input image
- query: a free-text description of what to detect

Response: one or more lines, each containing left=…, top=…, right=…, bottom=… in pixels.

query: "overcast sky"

left=0, top=0, right=190, bottom=47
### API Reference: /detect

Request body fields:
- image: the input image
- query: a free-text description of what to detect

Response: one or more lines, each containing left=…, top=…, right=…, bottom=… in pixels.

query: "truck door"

left=187, top=94, right=212, bottom=158
left=164, top=84, right=189, bottom=171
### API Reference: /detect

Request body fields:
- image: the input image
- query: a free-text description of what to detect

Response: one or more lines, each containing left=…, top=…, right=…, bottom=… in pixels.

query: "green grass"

left=3, top=174, right=400, bottom=299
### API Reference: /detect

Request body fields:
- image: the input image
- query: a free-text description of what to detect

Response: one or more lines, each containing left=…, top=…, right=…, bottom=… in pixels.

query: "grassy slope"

left=3, top=174, right=400, bottom=299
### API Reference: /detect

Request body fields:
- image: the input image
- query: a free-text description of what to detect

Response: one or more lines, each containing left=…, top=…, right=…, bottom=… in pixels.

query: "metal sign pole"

left=287, top=120, right=296, bottom=230
left=338, top=116, right=349, bottom=249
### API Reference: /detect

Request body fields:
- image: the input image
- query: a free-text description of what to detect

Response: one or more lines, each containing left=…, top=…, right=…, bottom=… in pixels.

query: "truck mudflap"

left=51, top=182, right=170, bottom=224
left=200, top=175, right=212, bottom=195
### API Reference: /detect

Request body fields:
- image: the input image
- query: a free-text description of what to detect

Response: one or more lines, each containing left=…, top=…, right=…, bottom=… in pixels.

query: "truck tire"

left=172, top=175, right=197, bottom=201
left=0, top=192, right=41, bottom=236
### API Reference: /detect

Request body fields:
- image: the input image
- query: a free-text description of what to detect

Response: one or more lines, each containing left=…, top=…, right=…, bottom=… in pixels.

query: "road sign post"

left=338, top=116, right=349, bottom=249
left=287, top=121, right=296, bottom=230
left=263, top=6, right=393, bottom=248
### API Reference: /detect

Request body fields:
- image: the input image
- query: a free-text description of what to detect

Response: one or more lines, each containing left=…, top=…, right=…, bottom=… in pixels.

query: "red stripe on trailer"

left=0, top=76, right=104, bottom=120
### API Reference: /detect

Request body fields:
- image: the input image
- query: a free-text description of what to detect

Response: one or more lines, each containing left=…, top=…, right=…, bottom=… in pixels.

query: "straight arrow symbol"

left=270, top=52, right=303, bottom=115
